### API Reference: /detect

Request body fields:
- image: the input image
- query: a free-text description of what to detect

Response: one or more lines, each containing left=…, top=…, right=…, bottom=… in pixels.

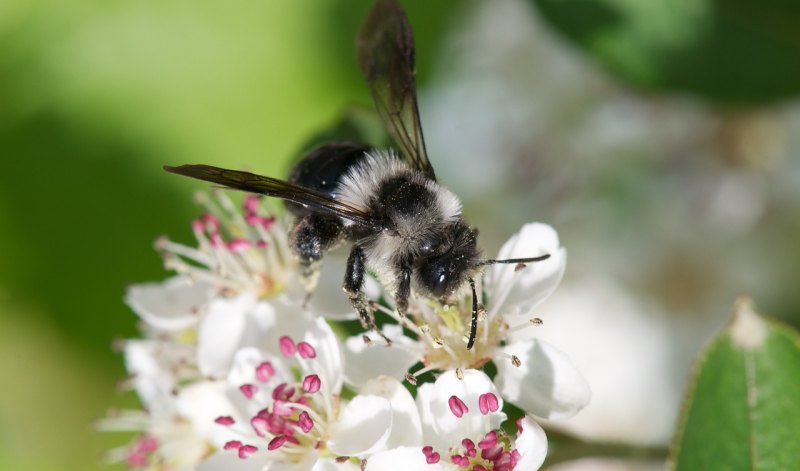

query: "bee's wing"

left=164, top=164, right=377, bottom=228
left=357, top=0, right=436, bottom=180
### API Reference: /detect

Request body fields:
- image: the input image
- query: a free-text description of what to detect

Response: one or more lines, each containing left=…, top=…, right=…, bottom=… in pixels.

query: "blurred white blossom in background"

left=420, top=2, right=800, bottom=467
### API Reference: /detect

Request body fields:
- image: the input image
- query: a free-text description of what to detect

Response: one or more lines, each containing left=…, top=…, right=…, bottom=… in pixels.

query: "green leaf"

left=532, top=0, right=800, bottom=104
left=671, top=298, right=800, bottom=470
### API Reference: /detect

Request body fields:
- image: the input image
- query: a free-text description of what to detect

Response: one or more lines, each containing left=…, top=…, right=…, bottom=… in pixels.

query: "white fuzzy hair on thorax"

left=336, top=149, right=463, bottom=281
left=336, top=149, right=462, bottom=223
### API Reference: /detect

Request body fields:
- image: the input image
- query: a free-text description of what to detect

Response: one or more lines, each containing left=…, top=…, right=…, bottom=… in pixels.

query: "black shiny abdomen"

left=286, top=142, right=372, bottom=216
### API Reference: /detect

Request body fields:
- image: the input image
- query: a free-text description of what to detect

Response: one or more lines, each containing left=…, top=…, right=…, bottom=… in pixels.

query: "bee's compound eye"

left=417, top=258, right=450, bottom=298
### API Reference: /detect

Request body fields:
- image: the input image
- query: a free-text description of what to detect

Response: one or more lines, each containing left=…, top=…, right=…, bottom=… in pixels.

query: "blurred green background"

left=1, top=0, right=798, bottom=469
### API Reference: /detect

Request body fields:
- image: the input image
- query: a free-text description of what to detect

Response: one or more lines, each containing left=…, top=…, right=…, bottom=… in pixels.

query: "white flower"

left=342, top=324, right=422, bottom=387
left=121, top=339, right=197, bottom=416
left=99, top=409, right=211, bottom=471
left=154, top=191, right=358, bottom=321
left=155, top=192, right=292, bottom=297
left=125, top=276, right=213, bottom=332
left=365, top=369, right=548, bottom=471
left=98, top=341, right=213, bottom=470
left=345, top=223, right=590, bottom=421
left=105, top=192, right=364, bottom=469
left=108, top=194, right=588, bottom=471
left=195, top=312, right=418, bottom=470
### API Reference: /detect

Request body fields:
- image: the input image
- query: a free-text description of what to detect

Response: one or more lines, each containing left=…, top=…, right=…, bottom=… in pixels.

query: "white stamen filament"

left=508, top=319, right=538, bottom=333
left=374, top=303, right=419, bottom=334
left=295, top=358, right=335, bottom=419
left=163, top=257, right=240, bottom=291
left=214, top=243, right=252, bottom=281
left=157, top=238, right=214, bottom=267
left=410, top=364, right=438, bottom=378
left=215, top=191, right=249, bottom=227
left=285, top=402, right=328, bottom=435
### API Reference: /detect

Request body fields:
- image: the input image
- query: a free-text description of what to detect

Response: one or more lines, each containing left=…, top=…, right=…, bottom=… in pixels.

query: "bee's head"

left=415, top=223, right=481, bottom=299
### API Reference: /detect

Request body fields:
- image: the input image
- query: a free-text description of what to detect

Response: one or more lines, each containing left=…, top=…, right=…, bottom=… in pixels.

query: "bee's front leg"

left=344, top=245, right=391, bottom=346
left=394, top=265, right=412, bottom=318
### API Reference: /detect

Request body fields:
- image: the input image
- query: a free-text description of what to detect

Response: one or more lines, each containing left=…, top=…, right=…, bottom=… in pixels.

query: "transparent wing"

left=357, top=0, right=436, bottom=180
left=164, top=164, right=377, bottom=228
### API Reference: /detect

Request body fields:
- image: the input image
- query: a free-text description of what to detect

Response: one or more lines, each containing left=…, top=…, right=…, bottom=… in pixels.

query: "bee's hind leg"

left=289, top=214, right=345, bottom=304
left=344, top=245, right=392, bottom=346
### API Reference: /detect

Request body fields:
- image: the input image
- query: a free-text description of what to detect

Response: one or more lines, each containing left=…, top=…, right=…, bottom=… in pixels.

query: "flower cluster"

left=102, top=191, right=589, bottom=470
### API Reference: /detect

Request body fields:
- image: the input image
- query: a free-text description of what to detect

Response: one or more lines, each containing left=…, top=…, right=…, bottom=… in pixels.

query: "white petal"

left=225, top=347, right=293, bottom=418
left=125, top=276, right=212, bottom=331
left=414, top=383, right=442, bottom=450
left=425, top=369, right=506, bottom=445
left=123, top=340, right=175, bottom=415
left=226, top=347, right=293, bottom=386
left=283, top=256, right=381, bottom=321
left=265, top=454, right=318, bottom=471
left=343, top=325, right=420, bottom=387
left=496, top=339, right=590, bottom=420
left=365, top=447, right=444, bottom=471
left=150, top=420, right=209, bottom=470
left=311, top=457, right=360, bottom=471
left=210, top=297, right=344, bottom=395
left=327, top=395, right=392, bottom=457
left=360, top=376, right=423, bottom=449
left=302, top=316, right=345, bottom=393
left=514, top=416, right=548, bottom=470
left=197, top=294, right=276, bottom=378
left=259, top=297, right=344, bottom=393
left=484, top=223, right=566, bottom=315
left=198, top=451, right=270, bottom=471
left=303, top=257, right=356, bottom=320
left=175, top=381, right=237, bottom=448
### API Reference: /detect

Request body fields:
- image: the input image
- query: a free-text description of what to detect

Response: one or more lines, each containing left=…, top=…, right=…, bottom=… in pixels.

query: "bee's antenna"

left=477, top=254, right=551, bottom=266
left=467, top=277, right=478, bottom=350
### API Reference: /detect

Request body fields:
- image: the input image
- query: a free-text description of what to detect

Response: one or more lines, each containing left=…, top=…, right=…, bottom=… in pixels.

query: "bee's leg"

left=289, top=214, right=345, bottom=301
left=394, top=264, right=412, bottom=318
left=344, top=245, right=391, bottom=346
left=467, top=277, right=478, bottom=350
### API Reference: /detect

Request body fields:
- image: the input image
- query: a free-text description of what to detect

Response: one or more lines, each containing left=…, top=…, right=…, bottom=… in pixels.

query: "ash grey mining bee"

left=164, top=0, right=549, bottom=349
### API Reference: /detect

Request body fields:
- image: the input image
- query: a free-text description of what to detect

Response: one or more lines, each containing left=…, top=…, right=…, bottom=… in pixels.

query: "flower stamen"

left=448, top=395, right=469, bottom=418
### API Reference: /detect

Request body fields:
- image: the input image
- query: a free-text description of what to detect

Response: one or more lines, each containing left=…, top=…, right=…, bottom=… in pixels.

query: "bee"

left=164, top=0, right=549, bottom=349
